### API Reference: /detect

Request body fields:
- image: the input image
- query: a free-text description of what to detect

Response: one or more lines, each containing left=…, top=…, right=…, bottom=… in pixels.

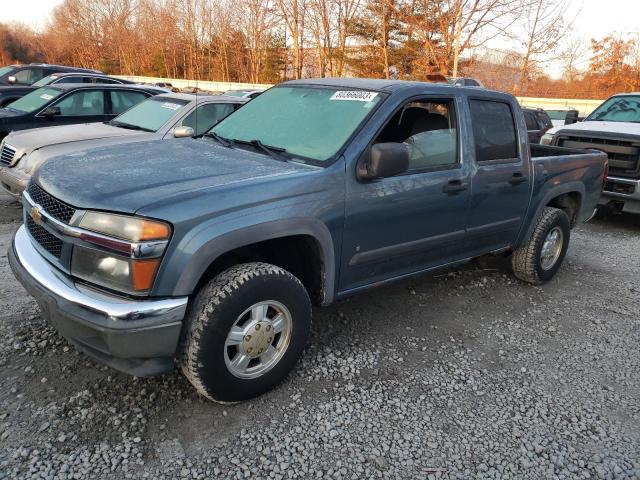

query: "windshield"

left=5, top=87, right=62, bottom=113
left=212, top=86, right=384, bottom=162
left=32, top=75, right=59, bottom=87
left=0, top=66, right=16, bottom=78
left=111, top=97, right=189, bottom=131
left=545, top=110, right=572, bottom=120
left=587, top=96, right=640, bottom=123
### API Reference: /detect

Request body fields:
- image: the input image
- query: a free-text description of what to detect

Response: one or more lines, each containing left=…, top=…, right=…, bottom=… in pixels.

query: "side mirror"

left=7, top=75, right=16, bottom=85
left=565, top=110, right=579, bottom=125
left=173, top=126, right=195, bottom=138
left=358, top=142, right=410, bottom=180
left=42, top=106, right=61, bottom=118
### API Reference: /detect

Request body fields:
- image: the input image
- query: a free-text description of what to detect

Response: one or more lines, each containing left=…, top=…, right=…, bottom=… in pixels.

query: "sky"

left=2, top=0, right=640, bottom=78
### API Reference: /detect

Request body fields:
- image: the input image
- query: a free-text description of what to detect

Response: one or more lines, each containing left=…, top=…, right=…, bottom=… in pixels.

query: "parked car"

left=541, top=92, right=640, bottom=214
left=522, top=107, right=553, bottom=143
left=222, top=89, right=265, bottom=99
left=0, top=83, right=167, bottom=142
left=8, top=79, right=607, bottom=403
left=543, top=107, right=579, bottom=128
left=0, top=72, right=136, bottom=107
left=0, top=93, right=247, bottom=198
left=0, top=63, right=101, bottom=86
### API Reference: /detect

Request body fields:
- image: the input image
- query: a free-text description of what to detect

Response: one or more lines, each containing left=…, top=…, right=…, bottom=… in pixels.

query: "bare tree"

left=513, top=0, right=567, bottom=94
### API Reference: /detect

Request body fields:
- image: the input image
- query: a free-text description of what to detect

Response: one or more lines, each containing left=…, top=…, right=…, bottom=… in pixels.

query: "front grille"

left=558, top=136, right=640, bottom=178
left=27, top=183, right=76, bottom=223
left=0, top=143, right=16, bottom=166
left=26, top=216, right=63, bottom=258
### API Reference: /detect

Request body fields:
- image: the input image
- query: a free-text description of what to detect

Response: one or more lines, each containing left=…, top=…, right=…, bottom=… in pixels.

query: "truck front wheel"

left=511, top=207, right=570, bottom=285
left=178, top=262, right=312, bottom=402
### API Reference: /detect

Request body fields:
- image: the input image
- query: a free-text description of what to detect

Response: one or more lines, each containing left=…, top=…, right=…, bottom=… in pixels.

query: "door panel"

left=467, top=99, right=529, bottom=253
left=341, top=168, right=470, bottom=291
left=340, top=97, right=470, bottom=292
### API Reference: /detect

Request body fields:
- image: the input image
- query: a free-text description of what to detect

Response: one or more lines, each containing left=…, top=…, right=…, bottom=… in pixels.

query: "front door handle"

left=508, top=172, right=527, bottom=185
left=443, top=179, right=468, bottom=194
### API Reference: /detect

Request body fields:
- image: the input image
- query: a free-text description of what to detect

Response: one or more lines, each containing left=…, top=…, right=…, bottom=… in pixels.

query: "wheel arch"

left=516, top=182, right=585, bottom=247
left=170, top=218, right=336, bottom=306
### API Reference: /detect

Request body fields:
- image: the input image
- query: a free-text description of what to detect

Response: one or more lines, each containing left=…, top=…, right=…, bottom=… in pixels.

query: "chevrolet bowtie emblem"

left=29, top=206, right=43, bottom=225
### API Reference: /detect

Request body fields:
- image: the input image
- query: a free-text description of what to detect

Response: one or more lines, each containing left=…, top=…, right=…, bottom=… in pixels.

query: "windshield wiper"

left=109, top=120, right=154, bottom=132
left=233, top=138, right=288, bottom=161
left=205, top=131, right=234, bottom=148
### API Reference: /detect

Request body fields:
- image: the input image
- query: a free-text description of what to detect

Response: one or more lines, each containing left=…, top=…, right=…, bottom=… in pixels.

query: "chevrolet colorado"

left=9, top=79, right=607, bottom=402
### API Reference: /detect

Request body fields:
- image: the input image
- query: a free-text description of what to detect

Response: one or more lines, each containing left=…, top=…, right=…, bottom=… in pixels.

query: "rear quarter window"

left=469, top=99, right=518, bottom=162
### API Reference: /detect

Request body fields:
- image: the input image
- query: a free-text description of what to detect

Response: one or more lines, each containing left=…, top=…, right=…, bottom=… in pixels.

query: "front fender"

left=160, top=217, right=337, bottom=305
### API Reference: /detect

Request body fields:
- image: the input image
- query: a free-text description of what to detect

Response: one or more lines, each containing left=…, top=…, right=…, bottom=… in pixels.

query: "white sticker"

left=40, top=94, right=54, bottom=100
left=160, top=102, right=181, bottom=110
left=330, top=91, right=378, bottom=102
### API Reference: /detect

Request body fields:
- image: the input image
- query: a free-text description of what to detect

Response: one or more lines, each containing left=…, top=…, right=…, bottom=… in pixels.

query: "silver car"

left=0, top=93, right=247, bottom=199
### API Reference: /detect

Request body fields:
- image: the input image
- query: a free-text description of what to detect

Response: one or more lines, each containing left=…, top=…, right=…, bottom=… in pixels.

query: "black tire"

left=178, top=262, right=311, bottom=403
left=511, top=207, right=570, bottom=285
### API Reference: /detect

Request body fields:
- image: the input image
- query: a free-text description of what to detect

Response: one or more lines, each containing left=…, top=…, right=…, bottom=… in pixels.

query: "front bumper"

left=0, top=166, right=29, bottom=200
left=9, top=225, right=188, bottom=376
left=601, top=176, right=640, bottom=214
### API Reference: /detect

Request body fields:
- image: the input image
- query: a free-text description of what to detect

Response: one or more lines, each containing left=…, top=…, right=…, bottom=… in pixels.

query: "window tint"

left=470, top=100, right=518, bottom=162
left=14, top=68, right=42, bottom=85
left=110, top=90, right=148, bottom=114
left=523, top=111, right=538, bottom=130
left=182, top=103, right=236, bottom=136
left=374, top=100, right=458, bottom=171
left=53, top=90, right=105, bottom=115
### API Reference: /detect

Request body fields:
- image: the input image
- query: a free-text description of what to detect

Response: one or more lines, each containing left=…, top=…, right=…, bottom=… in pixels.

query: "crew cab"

left=0, top=83, right=167, bottom=142
left=542, top=93, right=640, bottom=214
left=0, top=93, right=247, bottom=199
left=9, top=79, right=607, bottom=403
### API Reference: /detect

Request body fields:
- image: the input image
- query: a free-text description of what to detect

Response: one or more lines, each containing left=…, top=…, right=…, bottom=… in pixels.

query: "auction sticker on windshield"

left=161, top=102, right=182, bottom=110
left=330, top=91, right=378, bottom=102
left=40, top=94, right=54, bottom=100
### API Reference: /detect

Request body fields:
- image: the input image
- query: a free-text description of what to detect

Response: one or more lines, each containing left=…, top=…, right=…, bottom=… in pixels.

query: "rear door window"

left=470, top=99, right=519, bottom=163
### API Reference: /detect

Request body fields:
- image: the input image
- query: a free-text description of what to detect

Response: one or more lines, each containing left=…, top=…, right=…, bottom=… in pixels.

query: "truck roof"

left=281, top=77, right=512, bottom=100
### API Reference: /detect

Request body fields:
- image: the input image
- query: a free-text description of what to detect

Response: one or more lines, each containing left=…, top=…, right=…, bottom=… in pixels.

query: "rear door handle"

left=508, top=172, right=527, bottom=185
left=442, top=179, right=468, bottom=194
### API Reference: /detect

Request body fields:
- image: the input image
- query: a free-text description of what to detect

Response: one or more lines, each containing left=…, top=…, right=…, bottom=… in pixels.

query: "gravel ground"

left=0, top=191, right=639, bottom=480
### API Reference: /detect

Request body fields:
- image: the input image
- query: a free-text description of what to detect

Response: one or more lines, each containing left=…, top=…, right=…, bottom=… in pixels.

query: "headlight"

left=540, top=133, right=554, bottom=145
left=77, top=211, right=170, bottom=242
left=70, top=212, right=171, bottom=295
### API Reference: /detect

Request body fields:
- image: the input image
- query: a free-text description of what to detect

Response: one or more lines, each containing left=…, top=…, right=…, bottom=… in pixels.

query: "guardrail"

left=117, top=75, right=604, bottom=116
left=115, top=75, right=272, bottom=93
left=516, top=97, right=603, bottom=117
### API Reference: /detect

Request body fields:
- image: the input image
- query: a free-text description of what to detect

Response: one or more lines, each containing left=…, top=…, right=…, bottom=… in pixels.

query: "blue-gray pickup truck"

left=9, top=79, right=607, bottom=402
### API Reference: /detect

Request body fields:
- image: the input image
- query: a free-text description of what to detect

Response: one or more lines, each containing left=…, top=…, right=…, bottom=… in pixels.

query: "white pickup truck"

left=542, top=93, right=640, bottom=214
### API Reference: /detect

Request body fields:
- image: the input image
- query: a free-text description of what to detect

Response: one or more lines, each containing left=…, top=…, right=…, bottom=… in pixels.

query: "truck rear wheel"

left=511, top=207, right=570, bottom=285
left=178, top=262, right=312, bottom=403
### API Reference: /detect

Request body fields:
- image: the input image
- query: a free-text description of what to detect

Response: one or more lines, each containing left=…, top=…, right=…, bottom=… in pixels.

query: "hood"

left=548, top=120, right=640, bottom=138
left=5, top=122, right=139, bottom=158
left=35, top=138, right=311, bottom=214
left=0, top=108, right=23, bottom=119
